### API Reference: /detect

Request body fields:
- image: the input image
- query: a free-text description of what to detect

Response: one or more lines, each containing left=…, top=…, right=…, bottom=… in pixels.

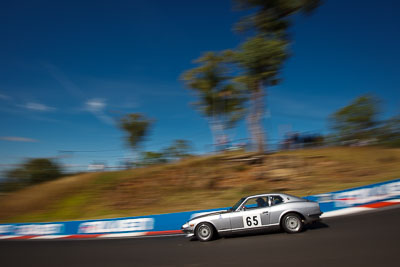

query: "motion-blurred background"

left=0, top=0, right=399, bottom=223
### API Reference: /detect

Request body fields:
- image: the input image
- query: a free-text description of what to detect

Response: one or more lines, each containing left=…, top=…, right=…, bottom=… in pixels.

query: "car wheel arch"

left=194, top=221, right=218, bottom=241
left=194, top=221, right=218, bottom=235
left=279, top=211, right=305, bottom=226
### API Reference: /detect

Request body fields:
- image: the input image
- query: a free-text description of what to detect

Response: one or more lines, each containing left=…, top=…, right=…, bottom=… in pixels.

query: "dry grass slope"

left=1, top=146, right=400, bottom=223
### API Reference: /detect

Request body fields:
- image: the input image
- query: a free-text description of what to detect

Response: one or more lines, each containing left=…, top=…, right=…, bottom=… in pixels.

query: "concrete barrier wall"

left=1, top=178, right=399, bottom=237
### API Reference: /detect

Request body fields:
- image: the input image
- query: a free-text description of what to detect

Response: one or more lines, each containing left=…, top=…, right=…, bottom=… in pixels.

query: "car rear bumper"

left=306, top=212, right=323, bottom=222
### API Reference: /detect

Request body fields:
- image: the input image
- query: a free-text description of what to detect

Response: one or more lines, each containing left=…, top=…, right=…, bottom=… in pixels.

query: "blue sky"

left=1, top=0, right=399, bottom=172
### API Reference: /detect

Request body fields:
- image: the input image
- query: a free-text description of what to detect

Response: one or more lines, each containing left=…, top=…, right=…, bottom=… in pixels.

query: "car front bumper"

left=181, top=223, right=195, bottom=237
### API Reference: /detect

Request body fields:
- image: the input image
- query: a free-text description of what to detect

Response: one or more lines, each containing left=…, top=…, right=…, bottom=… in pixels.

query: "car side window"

left=270, top=195, right=284, bottom=206
left=242, top=197, right=269, bottom=210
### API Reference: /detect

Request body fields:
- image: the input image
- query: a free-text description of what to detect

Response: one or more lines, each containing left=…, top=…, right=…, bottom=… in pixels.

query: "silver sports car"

left=181, top=193, right=322, bottom=241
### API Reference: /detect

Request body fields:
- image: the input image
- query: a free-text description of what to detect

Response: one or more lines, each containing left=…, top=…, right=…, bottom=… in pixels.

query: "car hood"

left=190, top=210, right=230, bottom=221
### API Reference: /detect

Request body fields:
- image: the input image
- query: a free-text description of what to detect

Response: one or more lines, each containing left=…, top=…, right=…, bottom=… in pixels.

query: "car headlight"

left=182, top=222, right=195, bottom=229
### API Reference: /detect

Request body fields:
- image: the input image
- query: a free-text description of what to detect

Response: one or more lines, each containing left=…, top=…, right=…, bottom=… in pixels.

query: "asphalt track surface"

left=1, top=206, right=399, bottom=267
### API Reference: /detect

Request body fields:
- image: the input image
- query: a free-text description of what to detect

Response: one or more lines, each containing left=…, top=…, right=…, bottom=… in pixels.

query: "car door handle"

left=262, top=211, right=269, bottom=214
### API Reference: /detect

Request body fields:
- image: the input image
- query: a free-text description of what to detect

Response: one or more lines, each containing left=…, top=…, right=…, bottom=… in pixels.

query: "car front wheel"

left=195, top=222, right=214, bottom=242
left=282, top=213, right=304, bottom=234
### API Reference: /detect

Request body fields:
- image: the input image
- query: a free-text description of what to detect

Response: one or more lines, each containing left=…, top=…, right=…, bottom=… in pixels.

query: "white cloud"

left=0, top=93, right=13, bottom=101
left=85, top=98, right=114, bottom=124
left=0, top=136, right=38, bottom=142
left=23, top=102, right=56, bottom=112
left=86, top=98, right=106, bottom=112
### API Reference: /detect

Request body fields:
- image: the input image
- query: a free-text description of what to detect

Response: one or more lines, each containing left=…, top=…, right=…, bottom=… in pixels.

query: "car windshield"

left=230, top=197, right=246, bottom=211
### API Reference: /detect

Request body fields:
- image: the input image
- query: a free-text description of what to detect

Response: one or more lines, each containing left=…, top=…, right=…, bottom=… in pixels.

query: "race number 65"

left=243, top=214, right=261, bottom=228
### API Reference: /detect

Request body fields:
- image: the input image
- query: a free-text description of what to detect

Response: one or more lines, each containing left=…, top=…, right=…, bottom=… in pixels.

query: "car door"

left=268, top=195, right=287, bottom=225
left=228, top=196, right=270, bottom=232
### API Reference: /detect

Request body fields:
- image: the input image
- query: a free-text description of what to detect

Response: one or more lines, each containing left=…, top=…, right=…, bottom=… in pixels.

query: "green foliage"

left=377, top=115, right=400, bottom=147
left=1, top=168, right=29, bottom=192
left=119, top=113, right=152, bottom=151
left=330, top=95, right=380, bottom=142
left=229, top=0, right=321, bottom=153
left=140, top=151, right=168, bottom=166
left=164, top=139, right=193, bottom=160
left=228, top=36, right=287, bottom=152
left=180, top=1, right=322, bottom=153
left=182, top=51, right=247, bottom=130
left=139, top=139, right=193, bottom=166
left=233, top=36, right=287, bottom=88
left=329, top=96, right=400, bottom=147
left=1, top=158, right=62, bottom=192
left=24, top=158, right=63, bottom=184
left=129, top=139, right=194, bottom=167
left=234, top=0, right=322, bottom=38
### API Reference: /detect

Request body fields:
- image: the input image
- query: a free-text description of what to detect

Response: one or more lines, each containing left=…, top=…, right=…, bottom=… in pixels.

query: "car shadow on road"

left=191, top=221, right=330, bottom=241
left=306, top=221, right=329, bottom=231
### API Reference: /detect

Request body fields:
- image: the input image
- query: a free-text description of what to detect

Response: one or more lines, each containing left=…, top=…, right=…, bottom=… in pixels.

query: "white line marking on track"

left=99, top=232, right=146, bottom=238
left=386, top=199, right=400, bottom=203
left=321, top=207, right=372, bottom=218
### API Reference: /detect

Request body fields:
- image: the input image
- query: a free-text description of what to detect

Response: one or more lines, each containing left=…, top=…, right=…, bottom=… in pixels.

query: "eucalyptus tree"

left=231, top=0, right=322, bottom=153
left=164, top=139, right=192, bottom=160
left=232, top=37, right=287, bottom=152
left=182, top=52, right=247, bottom=147
left=235, top=0, right=322, bottom=38
left=379, top=115, right=400, bottom=147
left=330, top=95, right=380, bottom=143
left=119, top=113, right=152, bottom=156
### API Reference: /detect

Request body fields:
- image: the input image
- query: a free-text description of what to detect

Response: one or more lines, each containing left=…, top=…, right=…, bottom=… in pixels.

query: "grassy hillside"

left=1, top=146, right=400, bottom=223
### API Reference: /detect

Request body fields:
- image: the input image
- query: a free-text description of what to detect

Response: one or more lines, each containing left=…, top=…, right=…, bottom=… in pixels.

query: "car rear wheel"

left=196, top=222, right=214, bottom=242
left=282, top=213, right=304, bottom=234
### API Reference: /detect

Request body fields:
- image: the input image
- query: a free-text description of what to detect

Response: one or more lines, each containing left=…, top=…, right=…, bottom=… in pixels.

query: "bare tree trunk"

left=209, top=119, right=218, bottom=152
left=209, top=117, right=224, bottom=152
left=247, top=83, right=266, bottom=154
